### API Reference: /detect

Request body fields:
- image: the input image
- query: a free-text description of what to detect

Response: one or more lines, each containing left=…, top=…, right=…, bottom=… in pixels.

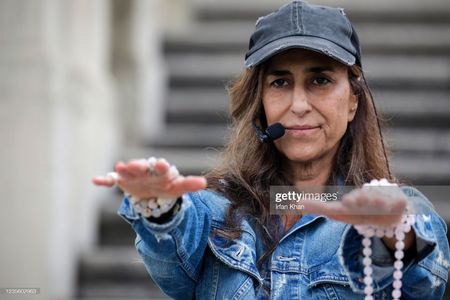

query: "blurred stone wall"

left=0, top=0, right=172, bottom=298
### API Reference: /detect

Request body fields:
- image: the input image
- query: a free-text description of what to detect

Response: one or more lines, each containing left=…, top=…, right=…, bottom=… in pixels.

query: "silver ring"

left=147, top=157, right=158, bottom=176
left=169, top=165, right=179, bottom=179
left=106, top=172, right=119, bottom=187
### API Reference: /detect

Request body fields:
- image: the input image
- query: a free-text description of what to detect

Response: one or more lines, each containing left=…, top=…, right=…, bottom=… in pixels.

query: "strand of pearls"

left=130, top=196, right=178, bottom=218
left=354, top=179, right=415, bottom=300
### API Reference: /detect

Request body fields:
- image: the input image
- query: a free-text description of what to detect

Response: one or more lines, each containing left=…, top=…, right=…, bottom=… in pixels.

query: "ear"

left=347, top=92, right=358, bottom=122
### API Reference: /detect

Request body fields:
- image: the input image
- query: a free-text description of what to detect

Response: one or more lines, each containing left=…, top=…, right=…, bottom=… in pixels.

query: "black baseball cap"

left=245, top=0, right=362, bottom=68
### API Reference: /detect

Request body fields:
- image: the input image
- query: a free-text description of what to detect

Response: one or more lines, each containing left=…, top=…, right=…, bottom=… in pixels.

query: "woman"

left=93, top=1, right=449, bottom=299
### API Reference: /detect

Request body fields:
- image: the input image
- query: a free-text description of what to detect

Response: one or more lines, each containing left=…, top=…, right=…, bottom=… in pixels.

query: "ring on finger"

left=169, top=165, right=179, bottom=180
left=106, top=171, right=119, bottom=187
left=147, top=157, right=158, bottom=177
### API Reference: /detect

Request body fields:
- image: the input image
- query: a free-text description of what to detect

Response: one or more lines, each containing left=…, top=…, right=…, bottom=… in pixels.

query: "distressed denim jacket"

left=118, top=186, right=449, bottom=299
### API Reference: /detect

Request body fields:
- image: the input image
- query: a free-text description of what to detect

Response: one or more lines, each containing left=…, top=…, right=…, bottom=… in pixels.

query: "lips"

left=286, top=125, right=320, bottom=130
left=285, top=124, right=321, bottom=137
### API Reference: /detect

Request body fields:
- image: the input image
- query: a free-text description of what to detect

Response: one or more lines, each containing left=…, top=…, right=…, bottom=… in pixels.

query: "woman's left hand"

left=302, top=185, right=415, bottom=251
left=303, top=185, right=408, bottom=227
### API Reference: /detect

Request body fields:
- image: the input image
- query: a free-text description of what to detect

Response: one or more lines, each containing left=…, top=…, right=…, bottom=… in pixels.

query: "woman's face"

left=262, top=49, right=357, bottom=164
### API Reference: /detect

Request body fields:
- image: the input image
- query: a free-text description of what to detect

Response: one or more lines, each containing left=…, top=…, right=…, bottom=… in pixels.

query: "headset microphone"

left=253, top=122, right=285, bottom=143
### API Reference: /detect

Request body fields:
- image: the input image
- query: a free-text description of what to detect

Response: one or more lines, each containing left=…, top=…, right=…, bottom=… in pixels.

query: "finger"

left=371, top=196, right=385, bottom=210
left=115, top=161, right=132, bottom=176
left=301, top=199, right=349, bottom=216
left=341, top=192, right=357, bottom=207
left=92, top=176, right=116, bottom=187
left=167, top=176, right=207, bottom=196
left=126, top=159, right=148, bottom=176
left=153, top=158, right=171, bottom=175
left=390, top=197, right=407, bottom=214
left=181, top=176, right=207, bottom=191
left=115, top=162, right=134, bottom=178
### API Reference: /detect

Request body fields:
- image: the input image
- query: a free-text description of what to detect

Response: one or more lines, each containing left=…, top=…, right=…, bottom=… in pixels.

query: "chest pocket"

left=196, top=249, right=257, bottom=300
left=201, top=222, right=262, bottom=299
left=308, top=255, right=356, bottom=300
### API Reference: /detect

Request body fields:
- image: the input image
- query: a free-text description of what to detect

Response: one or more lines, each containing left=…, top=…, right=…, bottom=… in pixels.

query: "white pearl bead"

left=364, top=276, right=373, bottom=285
left=364, top=296, right=374, bottom=300
left=395, top=231, right=405, bottom=240
left=394, top=260, right=404, bottom=270
left=395, top=250, right=404, bottom=260
left=363, top=247, right=372, bottom=256
left=362, top=237, right=372, bottom=247
left=394, top=270, right=403, bottom=280
left=147, top=201, right=157, bottom=209
left=366, top=227, right=375, bottom=237
left=402, top=223, right=411, bottom=233
left=395, top=240, right=405, bottom=250
left=152, top=208, right=161, bottom=218
left=363, top=257, right=372, bottom=266
left=392, top=289, right=401, bottom=299
left=143, top=208, right=152, bottom=218
left=364, top=285, right=373, bottom=294
left=379, top=178, right=389, bottom=185
left=393, top=279, right=402, bottom=289
left=364, top=266, right=373, bottom=276
left=375, top=228, right=385, bottom=237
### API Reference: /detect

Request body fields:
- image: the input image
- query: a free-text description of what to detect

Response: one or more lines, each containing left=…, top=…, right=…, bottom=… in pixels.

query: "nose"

left=290, top=86, right=312, bottom=117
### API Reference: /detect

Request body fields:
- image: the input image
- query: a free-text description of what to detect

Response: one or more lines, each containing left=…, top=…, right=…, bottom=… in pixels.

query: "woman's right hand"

left=92, top=158, right=207, bottom=200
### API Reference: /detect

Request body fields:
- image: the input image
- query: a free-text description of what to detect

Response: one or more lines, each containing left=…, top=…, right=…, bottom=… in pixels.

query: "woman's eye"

left=271, top=79, right=288, bottom=87
left=312, top=77, right=330, bottom=85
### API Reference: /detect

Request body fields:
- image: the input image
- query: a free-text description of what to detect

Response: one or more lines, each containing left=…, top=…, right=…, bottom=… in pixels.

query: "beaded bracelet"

left=129, top=195, right=178, bottom=218
left=354, top=179, right=415, bottom=300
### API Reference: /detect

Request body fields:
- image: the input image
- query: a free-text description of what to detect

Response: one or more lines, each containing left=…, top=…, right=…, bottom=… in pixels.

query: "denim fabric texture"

left=118, top=187, right=449, bottom=299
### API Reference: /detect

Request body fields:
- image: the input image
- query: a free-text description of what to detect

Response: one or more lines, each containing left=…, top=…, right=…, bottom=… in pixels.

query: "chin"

left=283, top=149, right=321, bottom=163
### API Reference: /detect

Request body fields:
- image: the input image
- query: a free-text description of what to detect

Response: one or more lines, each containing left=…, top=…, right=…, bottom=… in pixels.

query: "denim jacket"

left=118, top=186, right=449, bottom=299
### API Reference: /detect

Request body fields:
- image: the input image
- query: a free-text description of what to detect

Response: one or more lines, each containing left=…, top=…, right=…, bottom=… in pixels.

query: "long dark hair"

left=205, top=61, right=393, bottom=266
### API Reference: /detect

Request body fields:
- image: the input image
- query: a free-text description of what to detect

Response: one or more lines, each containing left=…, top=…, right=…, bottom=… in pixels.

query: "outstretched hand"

left=92, top=158, right=207, bottom=200
left=301, top=185, right=408, bottom=227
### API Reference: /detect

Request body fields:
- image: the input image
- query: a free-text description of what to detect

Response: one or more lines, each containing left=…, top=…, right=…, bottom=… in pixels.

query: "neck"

left=284, top=154, right=335, bottom=187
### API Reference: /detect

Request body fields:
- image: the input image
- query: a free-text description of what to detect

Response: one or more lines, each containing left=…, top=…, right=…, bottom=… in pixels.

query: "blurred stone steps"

left=192, top=0, right=450, bottom=23
left=165, top=22, right=450, bottom=55
left=167, top=53, right=450, bottom=89
left=77, top=247, right=170, bottom=299
left=391, top=155, right=450, bottom=185
left=79, top=247, right=148, bottom=282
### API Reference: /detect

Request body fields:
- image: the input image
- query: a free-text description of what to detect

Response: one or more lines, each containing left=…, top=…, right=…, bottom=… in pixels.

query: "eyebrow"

left=266, top=65, right=336, bottom=76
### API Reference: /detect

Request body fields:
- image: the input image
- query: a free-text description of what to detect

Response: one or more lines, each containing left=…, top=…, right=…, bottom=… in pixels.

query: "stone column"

left=112, top=0, right=166, bottom=145
left=0, top=0, right=117, bottom=299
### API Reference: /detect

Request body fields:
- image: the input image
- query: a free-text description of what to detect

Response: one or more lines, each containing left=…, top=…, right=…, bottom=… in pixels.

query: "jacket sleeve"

left=338, top=186, right=449, bottom=299
left=117, top=190, right=214, bottom=299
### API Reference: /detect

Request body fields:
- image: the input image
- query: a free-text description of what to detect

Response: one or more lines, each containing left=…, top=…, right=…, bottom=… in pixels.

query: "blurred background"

left=0, top=0, right=449, bottom=299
